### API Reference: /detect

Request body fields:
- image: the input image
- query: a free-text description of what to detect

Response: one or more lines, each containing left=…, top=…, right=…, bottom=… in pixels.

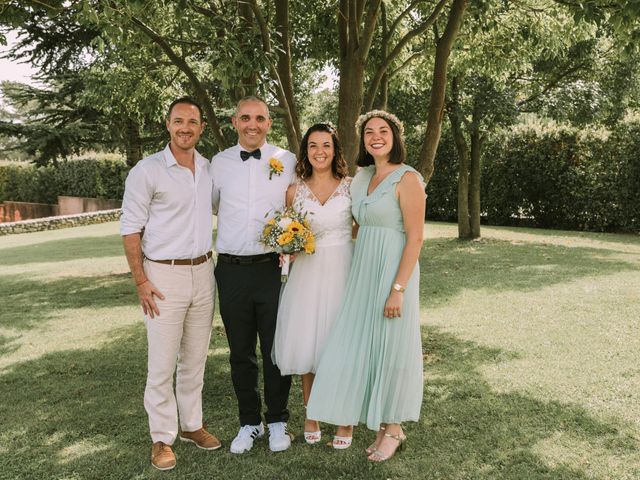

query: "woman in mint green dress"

left=307, top=110, right=425, bottom=462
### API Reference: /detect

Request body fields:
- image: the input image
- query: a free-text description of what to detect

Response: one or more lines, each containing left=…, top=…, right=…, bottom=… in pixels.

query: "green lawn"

left=1, top=221, right=638, bottom=480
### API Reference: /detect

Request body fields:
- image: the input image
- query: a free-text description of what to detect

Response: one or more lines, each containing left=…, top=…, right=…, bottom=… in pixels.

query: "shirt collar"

left=163, top=144, right=178, bottom=167
left=163, top=144, right=206, bottom=169
left=236, top=141, right=271, bottom=152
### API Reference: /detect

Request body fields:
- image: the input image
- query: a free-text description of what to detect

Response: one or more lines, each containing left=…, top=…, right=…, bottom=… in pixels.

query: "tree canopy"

left=1, top=0, right=471, bottom=175
left=1, top=0, right=638, bottom=227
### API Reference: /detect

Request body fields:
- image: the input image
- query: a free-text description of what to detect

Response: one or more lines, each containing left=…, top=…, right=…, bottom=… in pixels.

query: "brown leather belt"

left=217, top=253, right=277, bottom=265
left=146, top=251, right=212, bottom=266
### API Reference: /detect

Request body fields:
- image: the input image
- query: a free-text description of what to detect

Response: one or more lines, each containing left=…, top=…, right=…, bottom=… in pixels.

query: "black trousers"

left=215, top=256, right=292, bottom=426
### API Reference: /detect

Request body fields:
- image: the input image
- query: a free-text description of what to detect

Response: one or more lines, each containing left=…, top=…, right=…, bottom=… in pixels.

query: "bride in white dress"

left=272, top=123, right=354, bottom=447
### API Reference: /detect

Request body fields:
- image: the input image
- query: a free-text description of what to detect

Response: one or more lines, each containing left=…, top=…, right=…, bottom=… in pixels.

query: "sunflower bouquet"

left=260, top=207, right=315, bottom=282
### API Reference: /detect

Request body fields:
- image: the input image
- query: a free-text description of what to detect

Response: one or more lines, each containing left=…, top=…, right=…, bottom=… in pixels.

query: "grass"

left=0, top=221, right=638, bottom=480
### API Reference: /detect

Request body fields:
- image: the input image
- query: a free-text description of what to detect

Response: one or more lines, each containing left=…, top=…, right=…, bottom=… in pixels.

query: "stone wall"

left=0, top=209, right=122, bottom=236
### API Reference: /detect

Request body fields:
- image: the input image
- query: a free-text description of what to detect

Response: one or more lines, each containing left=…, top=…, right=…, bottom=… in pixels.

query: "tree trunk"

left=364, top=0, right=448, bottom=113
left=125, top=117, right=143, bottom=167
left=469, top=129, right=482, bottom=238
left=336, top=0, right=381, bottom=173
left=416, top=0, right=467, bottom=184
left=249, top=0, right=300, bottom=155
left=274, top=0, right=301, bottom=154
left=276, top=0, right=302, bottom=150
left=374, top=1, right=389, bottom=111
left=377, top=72, right=389, bottom=110
left=447, top=77, right=471, bottom=239
left=338, top=55, right=366, bottom=173
left=236, top=1, right=258, bottom=98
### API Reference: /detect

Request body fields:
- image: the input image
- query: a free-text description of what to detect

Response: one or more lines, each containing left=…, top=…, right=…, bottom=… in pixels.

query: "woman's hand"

left=383, top=291, right=403, bottom=318
left=279, top=252, right=298, bottom=266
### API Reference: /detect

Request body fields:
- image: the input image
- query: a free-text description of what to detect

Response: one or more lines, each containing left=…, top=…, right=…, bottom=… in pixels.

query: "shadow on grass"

left=481, top=224, right=640, bottom=247
left=421, top=237, right=640, bottom=308
left=0, top=325, right=636, bottom=480
left=414, top=328, right=638, bottom=479
left=0, top=334, right=19, bottom=356
left=0, top=273, right=137, bottom=330
left=0, top=235, right=124, bottom=266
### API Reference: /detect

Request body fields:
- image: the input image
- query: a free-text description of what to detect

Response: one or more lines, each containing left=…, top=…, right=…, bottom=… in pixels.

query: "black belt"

left=217, top=253, right=277, bottom=265
left=146, top=251, right=212, bottom=266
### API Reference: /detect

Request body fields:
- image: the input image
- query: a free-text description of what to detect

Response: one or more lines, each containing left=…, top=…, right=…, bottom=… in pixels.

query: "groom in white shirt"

left=211, top=96, right=296, bottom=453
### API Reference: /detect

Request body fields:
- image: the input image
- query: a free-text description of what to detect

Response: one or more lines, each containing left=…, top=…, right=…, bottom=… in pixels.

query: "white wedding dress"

left=273, top=177, right=353, bottom=375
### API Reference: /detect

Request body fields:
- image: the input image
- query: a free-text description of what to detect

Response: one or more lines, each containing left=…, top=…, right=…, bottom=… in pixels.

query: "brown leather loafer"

left=180, top=427, right=222, bottom=450
left=151, top=442, right=176, bottom=471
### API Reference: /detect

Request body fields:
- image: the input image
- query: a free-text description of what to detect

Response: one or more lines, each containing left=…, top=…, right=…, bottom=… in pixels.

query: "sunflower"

left=277, top=231, right=294, bottom=246
left=304, top=239, right=315, bottom=254
left=287, top=220, right=304, bottom=234
left=269, top=158, right=284, bottom=179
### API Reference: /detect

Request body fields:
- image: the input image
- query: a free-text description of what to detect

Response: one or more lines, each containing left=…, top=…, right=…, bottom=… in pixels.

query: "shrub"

left=482, top=123, right=639, bottom=232
left=423, top=120, right=640, bottom=233
left=425, top=133, right=459, bottom=222
left=0, top=164, right=58, bottom=204
left=0, top=158, right=129, bottom=204
left=54, top=158, right=129, bottom=200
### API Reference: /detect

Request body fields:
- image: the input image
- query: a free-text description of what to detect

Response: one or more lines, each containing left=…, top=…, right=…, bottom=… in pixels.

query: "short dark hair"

left=356, top=115, right=406, bottom=167
left=167, top=97, right=205, bottom=122
left=296, top=123, right=349, bottom=179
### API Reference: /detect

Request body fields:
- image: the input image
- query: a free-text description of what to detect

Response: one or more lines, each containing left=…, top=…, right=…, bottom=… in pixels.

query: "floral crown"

left=355, top=110, right=404, bottom=138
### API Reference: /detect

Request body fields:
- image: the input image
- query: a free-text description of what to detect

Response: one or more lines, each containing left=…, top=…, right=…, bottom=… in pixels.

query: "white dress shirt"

left=120, top=144, right=213, bottom=260
left=211, top=142, right=296, bottom=255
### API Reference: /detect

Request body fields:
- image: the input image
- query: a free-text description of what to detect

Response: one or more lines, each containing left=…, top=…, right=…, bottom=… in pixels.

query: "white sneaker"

left=230, top=423, right=264, bottom=454
left=268, top=422, right=292, bottom=452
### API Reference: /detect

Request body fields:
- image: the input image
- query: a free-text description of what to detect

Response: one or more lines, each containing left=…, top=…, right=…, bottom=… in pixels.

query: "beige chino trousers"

left=142, top=258, right=214, bottom=445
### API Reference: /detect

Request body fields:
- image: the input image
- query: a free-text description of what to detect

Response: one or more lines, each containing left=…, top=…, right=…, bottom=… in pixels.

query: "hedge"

left=423, top=122, right=640, bottom=233
left=0, top=158, right=129, bottom=204
left=420, top=131, right=458, bottom=223
left=2, top=126, right=639, bottom=232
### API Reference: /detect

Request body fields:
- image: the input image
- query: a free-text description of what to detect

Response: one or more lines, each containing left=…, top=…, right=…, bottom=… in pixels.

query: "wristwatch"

left=392, top=283, right=406, bottom=293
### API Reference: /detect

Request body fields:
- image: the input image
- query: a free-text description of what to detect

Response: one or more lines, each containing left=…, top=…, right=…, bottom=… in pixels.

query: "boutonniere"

left=269, top=158, right=284, bottom=180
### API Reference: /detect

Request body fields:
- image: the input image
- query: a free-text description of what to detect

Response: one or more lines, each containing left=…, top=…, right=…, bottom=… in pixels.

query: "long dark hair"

left=356, top=115, right=406, bottom=167
left=296, top=123, right=349, bottom=179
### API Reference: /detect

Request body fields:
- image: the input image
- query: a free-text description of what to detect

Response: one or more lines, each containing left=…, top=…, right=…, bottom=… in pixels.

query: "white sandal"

left=332, top=435, right=352, bottom=450
left=304, top=430, right=322, bottom=444
left=303, top=413, right=321, bottom=445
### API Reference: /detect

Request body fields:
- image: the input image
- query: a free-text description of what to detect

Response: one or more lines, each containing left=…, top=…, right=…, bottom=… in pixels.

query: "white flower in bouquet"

left=278, top=217, right=293, bottom=229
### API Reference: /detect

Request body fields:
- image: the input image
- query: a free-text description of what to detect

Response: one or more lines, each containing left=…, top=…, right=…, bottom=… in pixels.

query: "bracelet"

left=392, top=283, right=406, bottom=293
left=136, top=279, right=148, bottom=287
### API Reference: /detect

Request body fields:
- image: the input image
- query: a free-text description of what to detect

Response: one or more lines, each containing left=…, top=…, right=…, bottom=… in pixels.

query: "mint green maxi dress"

left=307, top=164, right=424, bottom=431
